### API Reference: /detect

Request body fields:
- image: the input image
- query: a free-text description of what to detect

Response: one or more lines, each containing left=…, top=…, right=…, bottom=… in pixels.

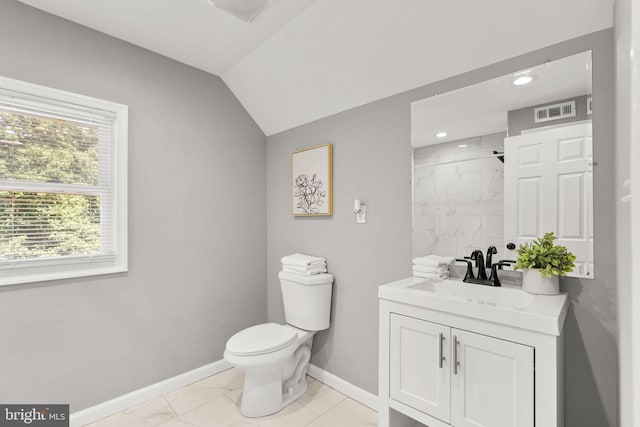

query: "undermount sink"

left=409, top=280, right=535, bottom=309
left=379, top=277, right=568, bottom=335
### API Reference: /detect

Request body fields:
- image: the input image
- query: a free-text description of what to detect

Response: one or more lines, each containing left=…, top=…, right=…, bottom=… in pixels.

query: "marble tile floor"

left=86, top=368, right=378, bottom=427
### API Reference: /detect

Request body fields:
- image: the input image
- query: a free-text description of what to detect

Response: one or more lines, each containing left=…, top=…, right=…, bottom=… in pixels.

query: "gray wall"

left=267, top=29, right=617, bottom=426
left=0, top=1, right=267, bottom=412
left=508, top=94, right=591, bottom=136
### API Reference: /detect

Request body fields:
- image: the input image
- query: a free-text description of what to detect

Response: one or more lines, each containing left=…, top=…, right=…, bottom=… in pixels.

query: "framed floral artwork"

left=291, top=144, right=333, bottom=216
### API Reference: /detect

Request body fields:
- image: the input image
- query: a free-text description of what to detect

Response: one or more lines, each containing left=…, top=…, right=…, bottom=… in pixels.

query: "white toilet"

left=224, top=270, right=333, bottom=417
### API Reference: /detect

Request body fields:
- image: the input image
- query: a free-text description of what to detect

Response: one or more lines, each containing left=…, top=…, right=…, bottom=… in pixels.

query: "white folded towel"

left=282, top=265, right=328, bottom=275
left=413, top=270, right=450, bottom=281
left=413, top=255, right=456, bottom=267
left=412, top=264, right=448, bottom=274
left=281, top=253, right=326, bottom=267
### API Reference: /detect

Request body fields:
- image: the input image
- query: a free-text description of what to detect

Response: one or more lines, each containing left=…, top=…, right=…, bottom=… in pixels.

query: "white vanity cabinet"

left=390, top=314, right=451, bottom=423
left=390, top=314, right=533, bottom=427
left=379, top=277, right=568, bottom=427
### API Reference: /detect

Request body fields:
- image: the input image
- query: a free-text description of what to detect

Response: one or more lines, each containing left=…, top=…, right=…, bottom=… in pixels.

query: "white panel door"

left=451, top=330, right=534, bottom=427
left=504, top=122, right=594, bottom=278
left=390, top=314, right=450, bottom=423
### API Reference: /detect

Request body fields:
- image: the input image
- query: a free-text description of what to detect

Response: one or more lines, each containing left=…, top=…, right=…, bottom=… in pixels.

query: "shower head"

left=493, top=150, right=505, bottom=163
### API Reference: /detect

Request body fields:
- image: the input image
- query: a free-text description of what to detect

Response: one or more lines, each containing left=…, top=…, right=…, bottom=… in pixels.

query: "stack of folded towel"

left=412, top=255, right=456, bottom=281
left=281, top=253, right=327, bottom=275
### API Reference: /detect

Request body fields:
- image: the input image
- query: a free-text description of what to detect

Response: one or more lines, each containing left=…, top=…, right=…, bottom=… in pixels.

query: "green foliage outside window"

left=0, top=109, right=102, bottom=260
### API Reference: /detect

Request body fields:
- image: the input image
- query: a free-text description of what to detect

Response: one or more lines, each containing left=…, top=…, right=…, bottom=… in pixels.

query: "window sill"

left=0, top=259, right=128, bottom=286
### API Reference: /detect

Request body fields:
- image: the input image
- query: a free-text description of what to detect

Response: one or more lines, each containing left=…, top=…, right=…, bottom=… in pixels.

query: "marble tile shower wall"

left=413, top=132, right=508, bottom=262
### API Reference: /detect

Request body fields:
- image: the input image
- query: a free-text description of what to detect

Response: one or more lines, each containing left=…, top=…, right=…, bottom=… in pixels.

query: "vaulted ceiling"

left=18, top=0, right=613, bottom=136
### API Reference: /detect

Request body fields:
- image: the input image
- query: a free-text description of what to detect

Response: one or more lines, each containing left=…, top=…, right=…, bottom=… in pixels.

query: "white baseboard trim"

left=307, top=364, right=379, bottom=412
left=70, top=359, right=232, bottom=427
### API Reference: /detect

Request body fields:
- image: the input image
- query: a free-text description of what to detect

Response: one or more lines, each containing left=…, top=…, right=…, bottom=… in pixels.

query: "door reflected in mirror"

left=411, top=51, right=593, bottom=279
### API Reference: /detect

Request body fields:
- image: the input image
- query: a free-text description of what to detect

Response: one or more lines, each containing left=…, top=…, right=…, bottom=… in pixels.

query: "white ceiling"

left=16, top=0, right=319, bottom=75
left=411, top=51, right=593, bottom=147
left=18, top=0, right=613, bottom=136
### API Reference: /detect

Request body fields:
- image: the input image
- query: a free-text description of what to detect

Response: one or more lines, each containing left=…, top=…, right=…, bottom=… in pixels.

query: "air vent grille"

left=534, top=101, right=576, bottom=123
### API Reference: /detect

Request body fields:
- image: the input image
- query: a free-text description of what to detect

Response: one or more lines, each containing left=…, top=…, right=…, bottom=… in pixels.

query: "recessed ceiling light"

left=458, top=144, right=468, bottom=148
left=436, top=132, right=447, bottom=138
left=513, top=75, right=534, bottom=86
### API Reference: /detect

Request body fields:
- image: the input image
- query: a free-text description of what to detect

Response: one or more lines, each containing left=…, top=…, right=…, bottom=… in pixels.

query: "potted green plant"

left=514, top=232, right=576, bottom=295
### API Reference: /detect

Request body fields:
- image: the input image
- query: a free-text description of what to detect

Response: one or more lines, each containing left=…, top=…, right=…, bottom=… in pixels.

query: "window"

left=0, top=76, right=127, bottom=286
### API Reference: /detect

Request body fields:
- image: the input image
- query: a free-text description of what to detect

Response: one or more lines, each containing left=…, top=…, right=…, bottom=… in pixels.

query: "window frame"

left=0, top=76, right=128, bottom=286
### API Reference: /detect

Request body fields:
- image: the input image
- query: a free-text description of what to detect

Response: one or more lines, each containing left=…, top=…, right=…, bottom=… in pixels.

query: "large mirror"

left=412, top=51, right=593, bottom=279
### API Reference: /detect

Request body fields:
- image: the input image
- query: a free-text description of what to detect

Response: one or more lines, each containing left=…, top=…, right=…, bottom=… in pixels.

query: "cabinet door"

left=390, top=314, right=450, bottom=423
left=451, top=329, right=534, bottom=427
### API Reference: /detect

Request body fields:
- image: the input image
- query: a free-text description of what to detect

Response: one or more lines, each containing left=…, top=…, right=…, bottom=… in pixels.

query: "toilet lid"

left=226, top=323, right=298, bottom=356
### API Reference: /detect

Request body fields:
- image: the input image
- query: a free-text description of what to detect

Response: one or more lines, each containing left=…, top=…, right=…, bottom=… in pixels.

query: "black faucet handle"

left=489, top=260, right=517, bottom=286
left=490, top=262, right=503, bottom=286
left=486, top=246, right=498, bottom=268
left=497, top=260, right=516, bottom=269
left=455, top=258, right=474, bottom=282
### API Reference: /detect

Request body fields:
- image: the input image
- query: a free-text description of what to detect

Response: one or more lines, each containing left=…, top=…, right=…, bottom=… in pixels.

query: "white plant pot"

left=521, top=268, right=560, bottom=295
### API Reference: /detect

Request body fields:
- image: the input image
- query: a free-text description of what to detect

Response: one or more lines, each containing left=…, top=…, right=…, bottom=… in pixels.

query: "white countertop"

left=379, top=277, right=569, bottom=336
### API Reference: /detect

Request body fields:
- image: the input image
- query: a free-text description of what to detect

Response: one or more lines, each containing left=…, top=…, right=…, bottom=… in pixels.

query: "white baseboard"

left=307, top=364, right=379, bottom=412
left=70, top=359, right=232, bottom=427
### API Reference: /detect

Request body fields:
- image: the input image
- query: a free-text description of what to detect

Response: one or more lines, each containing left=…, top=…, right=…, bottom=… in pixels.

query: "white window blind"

left=0, top=76, right=127, bottom=286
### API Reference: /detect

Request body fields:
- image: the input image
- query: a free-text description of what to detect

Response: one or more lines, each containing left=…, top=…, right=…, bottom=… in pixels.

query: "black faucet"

left=489, top=260, right=517, bottom=286
left=486, top=246, right=497, bottom=268
left=469, top=250, right=488, bottom=280
left=455, top=259, right=474, bottom=282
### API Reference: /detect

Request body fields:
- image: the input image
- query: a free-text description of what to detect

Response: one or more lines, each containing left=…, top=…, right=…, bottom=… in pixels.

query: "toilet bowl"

left=224, top=323, right=314, bottom=417
left=224, top=271, right=333, bottom=417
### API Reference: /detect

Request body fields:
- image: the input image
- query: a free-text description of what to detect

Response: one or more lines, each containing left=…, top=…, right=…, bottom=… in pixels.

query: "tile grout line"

left=302, top=400, right=336, bottom=427
left=167, top=387, right=239, bottom=421
left=296, top=382, right=347, bottom=418
left=301, top=408, right=321, bottom=427
left=160, top=395, right=179, bottom=419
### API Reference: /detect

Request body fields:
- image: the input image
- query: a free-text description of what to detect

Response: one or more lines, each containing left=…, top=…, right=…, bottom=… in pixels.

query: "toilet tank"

left=278, top=271, right=333, bottom=331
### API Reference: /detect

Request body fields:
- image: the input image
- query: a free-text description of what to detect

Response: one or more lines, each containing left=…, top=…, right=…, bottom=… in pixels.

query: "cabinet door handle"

left=438, top=333, right=445, bottom=368
left=453, top=335, right=460, bottom=375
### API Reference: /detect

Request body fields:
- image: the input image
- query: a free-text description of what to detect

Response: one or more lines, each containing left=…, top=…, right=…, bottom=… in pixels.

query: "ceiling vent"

left=534, top=100, right=576, bottom=123
left=212, top=0, right=271, bottom=22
